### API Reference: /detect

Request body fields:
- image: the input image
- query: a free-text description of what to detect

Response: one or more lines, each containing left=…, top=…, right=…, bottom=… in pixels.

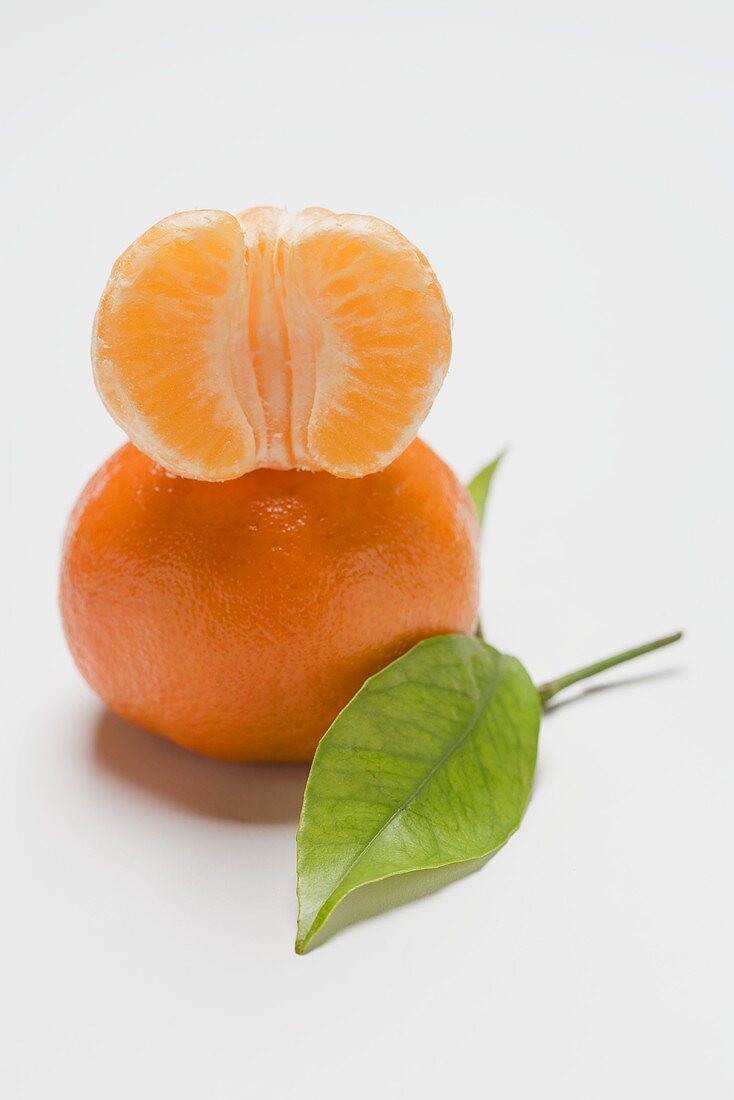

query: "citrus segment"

left=290, top=215, right=451, bottom=476
left=94, top=211, right=256, bottom=480
left=93, top=207, right=451, bottom=480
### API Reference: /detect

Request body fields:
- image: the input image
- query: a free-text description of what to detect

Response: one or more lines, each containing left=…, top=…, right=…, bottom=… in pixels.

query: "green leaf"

left=467, top=450, right=505, bottom=640
left=467, top=450, right=506, bottom=530
left=295, top=633, right=541, bottom=953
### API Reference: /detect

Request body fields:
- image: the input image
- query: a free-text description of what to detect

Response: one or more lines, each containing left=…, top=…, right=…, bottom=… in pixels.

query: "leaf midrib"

left=305, top=654, right=511, bottom=937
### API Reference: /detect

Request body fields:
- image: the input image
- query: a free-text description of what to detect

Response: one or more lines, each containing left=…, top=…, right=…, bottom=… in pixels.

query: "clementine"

left=60, top=439, right=479, bottom=762
left=93, top=207, right=452, bottom=482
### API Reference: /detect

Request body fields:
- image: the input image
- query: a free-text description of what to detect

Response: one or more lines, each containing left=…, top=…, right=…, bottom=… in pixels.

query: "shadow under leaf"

left=303, top=854, right=493, bottom=953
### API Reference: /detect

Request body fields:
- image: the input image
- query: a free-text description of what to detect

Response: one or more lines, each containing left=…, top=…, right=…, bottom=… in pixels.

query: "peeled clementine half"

left=93, top=207, right=452, bottom=481
left=59, top=439, right=479, bottom=762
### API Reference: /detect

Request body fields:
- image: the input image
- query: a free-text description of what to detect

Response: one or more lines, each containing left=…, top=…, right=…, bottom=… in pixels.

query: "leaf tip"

left=295, top=902, right=316, bottom=954
left=294, top=930, right=312, bottom=955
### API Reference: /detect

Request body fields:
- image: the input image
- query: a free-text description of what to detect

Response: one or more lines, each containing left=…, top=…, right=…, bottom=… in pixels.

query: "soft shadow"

left=92, top=708, right=308, bottom=823
left=304, top=855, right=492, bottom=953
left=543, top=666, right=683, bottom=714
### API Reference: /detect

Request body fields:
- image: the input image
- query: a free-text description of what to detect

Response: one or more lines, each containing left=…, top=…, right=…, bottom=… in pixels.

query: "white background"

left=3, top=2, right=732, bottom=1096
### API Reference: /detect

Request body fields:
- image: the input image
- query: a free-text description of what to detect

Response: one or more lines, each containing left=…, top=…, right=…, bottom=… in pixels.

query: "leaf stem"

left=536, top=631, right=683, bottom=705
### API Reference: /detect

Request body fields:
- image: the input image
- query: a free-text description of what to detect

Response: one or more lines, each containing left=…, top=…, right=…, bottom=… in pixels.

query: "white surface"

left=3, top=2, right=732, bottom=1096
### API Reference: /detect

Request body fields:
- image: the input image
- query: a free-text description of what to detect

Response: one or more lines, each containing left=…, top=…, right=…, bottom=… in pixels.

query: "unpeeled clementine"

left=60, top=440, right=479, bottom=762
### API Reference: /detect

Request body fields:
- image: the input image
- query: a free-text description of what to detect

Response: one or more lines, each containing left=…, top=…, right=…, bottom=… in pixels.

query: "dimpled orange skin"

left=60, top=439, right=479, bottom=762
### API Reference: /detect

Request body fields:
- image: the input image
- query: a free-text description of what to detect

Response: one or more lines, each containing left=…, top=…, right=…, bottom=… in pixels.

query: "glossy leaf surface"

left=296, top=633, right=541, bottom=952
